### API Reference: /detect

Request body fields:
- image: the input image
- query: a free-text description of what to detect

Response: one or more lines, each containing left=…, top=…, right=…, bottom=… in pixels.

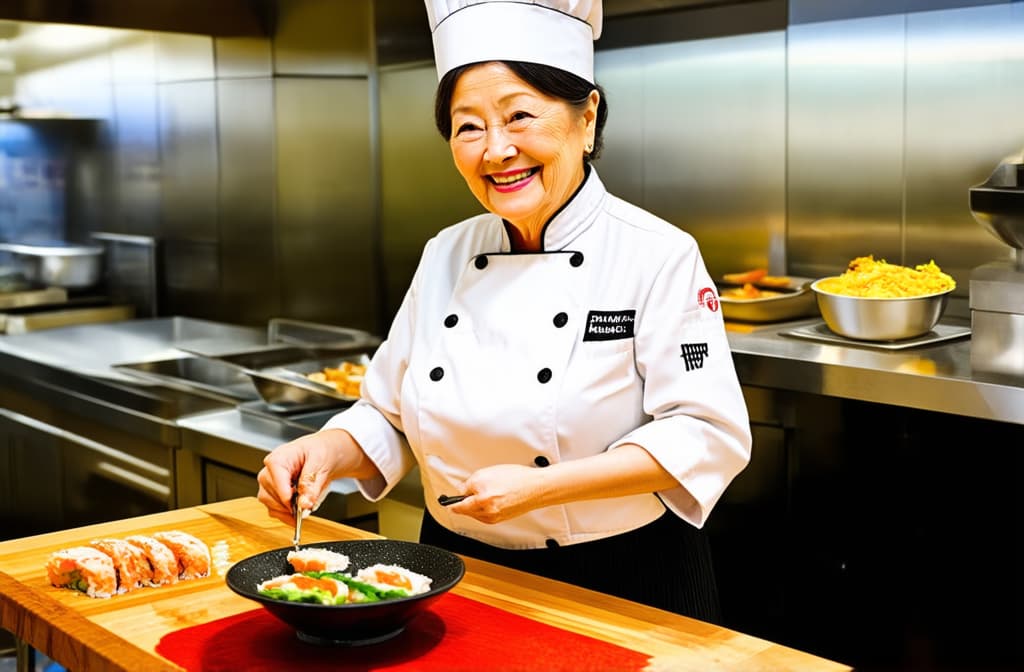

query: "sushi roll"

left=152, top=530, right=211, bottom=580
left=354, top=563, right=432, bottom=596
left=124, top=534, right=179, bottom=586
left=287, top=547, right=350, bottom=573
left=46, top=547, right=118, bottom=598
left=257, top=573, right=350, bottom=605
left=90, top=538, right=153, bottom=593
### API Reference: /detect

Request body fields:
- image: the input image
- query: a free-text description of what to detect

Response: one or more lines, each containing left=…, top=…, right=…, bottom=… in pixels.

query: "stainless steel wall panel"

left=157, top=79, right=220, bottom=317
left=110, top=33, right=157, bottom=83
left=789, top=0, right=1008, bottom=24
left=787, top=15, right=906, bottom=279
left=110, top=37, right=160, bottom=237
left=638, top=33, right=787, bottom=277
left=214, top=37, right=273, bottom=79
left=216, top=78, right=280, bottom=325
left=111, top=81, right=160, bottom=237
left=274, top=77, right=376, bottom=331
left=593, top=48, right=646, bottom=210
left=162, top=239, right=221, bottom=319
left=155, top=33, right=215, bottom=83
left=273, top=0, right=372, bottom=76
left=377, top=63, right=481, bottom=321
left=904, top=4, right=1024, bottom=297
left=157, top=80, right=218, bottom=240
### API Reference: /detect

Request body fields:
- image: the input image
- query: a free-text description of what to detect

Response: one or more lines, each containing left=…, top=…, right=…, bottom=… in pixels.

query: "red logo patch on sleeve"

left=697, top=287, right=719, bottom=313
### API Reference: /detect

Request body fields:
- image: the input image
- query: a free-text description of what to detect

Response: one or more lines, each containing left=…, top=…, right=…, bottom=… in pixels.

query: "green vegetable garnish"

left=258, top=586, right=337, bottom=605
left=307, top=571, right=411, bottom=601
left=257, top=571, right=413, bottom=605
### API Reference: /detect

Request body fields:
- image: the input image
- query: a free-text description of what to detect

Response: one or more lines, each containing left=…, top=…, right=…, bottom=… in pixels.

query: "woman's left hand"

left=444, top=445, right=682, bottom=525
left=446, top=463, right=549, bottom=524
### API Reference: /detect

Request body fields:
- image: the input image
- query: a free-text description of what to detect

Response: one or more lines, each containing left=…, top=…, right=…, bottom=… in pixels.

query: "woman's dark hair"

left=434, top=61, right=609, bottom=162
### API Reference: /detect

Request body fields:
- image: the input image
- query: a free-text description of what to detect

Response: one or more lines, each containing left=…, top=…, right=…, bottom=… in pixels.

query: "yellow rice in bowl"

left=816, top=255, right=956, bottom=298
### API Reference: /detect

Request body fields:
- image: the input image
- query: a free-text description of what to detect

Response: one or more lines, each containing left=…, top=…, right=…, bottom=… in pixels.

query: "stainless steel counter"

left=727, top=316, right=1024, bottom=426
left=175, top=402, right=362, bottom=499
left=3, top=314, right=1023, bottom=449
left=0, top=317, right=370, bottom=525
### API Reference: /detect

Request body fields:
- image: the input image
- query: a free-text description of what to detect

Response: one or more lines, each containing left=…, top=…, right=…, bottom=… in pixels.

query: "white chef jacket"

left=323, top=168, right=751, bottom=550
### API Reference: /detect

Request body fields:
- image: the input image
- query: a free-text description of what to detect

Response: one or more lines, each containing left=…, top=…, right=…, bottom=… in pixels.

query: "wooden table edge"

left=1, top=498, right=854, bottom=672
left=1, top=570, right=183, bottom=672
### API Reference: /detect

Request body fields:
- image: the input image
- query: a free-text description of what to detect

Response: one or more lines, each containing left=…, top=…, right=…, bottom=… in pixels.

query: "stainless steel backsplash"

left=9, top=1, right=1023, bottom=329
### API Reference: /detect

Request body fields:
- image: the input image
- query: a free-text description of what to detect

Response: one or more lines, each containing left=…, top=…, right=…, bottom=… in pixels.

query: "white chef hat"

left=424, top=0, right=603, bottom=84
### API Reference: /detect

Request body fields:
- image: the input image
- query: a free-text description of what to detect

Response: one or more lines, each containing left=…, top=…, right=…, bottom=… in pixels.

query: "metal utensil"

left=437, top=494, right=467, bottom=506
left=291, top=489, right=304, bottom=551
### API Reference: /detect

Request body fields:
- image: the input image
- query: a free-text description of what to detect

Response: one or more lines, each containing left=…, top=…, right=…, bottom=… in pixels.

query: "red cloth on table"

left=155, top=592, right=651, bottom=672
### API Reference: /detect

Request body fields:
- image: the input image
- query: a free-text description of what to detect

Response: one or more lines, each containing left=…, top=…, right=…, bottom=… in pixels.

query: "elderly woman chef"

left=258, top=0, right=752, bottom=621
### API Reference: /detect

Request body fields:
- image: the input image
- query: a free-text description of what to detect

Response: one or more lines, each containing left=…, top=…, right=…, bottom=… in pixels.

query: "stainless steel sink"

left=114, top=356, right=260, bottom=402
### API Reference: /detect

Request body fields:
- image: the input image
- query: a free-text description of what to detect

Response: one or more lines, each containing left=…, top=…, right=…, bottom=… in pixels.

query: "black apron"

left=420, top=508, right=721, bottom=623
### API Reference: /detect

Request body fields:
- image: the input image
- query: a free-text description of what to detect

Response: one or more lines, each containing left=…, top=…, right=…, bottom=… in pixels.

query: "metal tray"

left=244, top=354, right=370, bottom=412
left=781, top=321, right=971, bottom=350
left=171, top=318, right=379, bottom=360
left=718, top=278, right=820, bottom=323
left=268, top=318, right=380, bottom=350
left=113, top=355, right=260, bottom=402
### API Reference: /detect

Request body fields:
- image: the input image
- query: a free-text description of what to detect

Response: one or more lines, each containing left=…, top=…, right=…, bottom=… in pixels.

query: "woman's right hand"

left=256, top=428, right=366, bottom=525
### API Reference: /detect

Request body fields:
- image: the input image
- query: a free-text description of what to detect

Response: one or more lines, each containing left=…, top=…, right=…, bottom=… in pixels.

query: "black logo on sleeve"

left=583, top=310, right=636, bottom=341
left=680, top=343, right=709, bottom=371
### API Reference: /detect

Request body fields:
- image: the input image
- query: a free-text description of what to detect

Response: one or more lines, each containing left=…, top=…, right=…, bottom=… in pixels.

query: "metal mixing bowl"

left=0, top=242, right=104, bottom=288
left=811, top=278, right=952, bottom=341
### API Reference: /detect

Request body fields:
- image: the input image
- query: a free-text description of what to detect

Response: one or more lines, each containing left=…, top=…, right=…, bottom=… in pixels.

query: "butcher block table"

left=0, top=497, right=851, bottom=672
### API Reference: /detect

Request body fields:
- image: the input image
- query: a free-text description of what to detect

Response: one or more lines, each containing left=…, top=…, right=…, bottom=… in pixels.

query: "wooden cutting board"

left=1, top=304, right=136, bottom=334
left=0, top=498, right=852, bottom=672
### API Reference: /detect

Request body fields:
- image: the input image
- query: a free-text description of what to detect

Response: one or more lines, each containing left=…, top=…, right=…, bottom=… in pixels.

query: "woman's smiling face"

left=448, top=62, right=598, bottom=234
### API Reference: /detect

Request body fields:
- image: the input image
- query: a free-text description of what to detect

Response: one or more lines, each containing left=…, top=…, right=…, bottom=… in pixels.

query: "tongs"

left=291, top=489, right=304, bottom=551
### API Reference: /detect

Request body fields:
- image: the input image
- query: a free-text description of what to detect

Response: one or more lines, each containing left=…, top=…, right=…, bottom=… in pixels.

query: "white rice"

left=355, top=563, right=432, bottom=596
left=287, top=548, right=350, bottom=573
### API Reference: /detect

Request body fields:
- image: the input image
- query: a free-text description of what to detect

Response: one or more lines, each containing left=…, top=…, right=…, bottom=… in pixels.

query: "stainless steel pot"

left=0, top=242, right=104, bottom=288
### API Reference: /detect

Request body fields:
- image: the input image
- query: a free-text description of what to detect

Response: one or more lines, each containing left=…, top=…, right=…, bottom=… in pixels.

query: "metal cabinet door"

left=0, top=409, right=63, bottom=539
left=61, top=431, right=173, bottom=529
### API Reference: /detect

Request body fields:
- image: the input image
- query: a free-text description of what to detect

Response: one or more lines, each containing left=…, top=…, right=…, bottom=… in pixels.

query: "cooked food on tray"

left=46, top=530, right=211, bottom=598
left=722, top=268, right=792, bottom=288
left=257, top=550, right=433, bottom=605
left=720, top=283, right=787, bottom=301
left=716, top=271, right=818, bottom=323
left=815, top=255, right=956, bottom=298
left=305, top=361, right=367, bottom=397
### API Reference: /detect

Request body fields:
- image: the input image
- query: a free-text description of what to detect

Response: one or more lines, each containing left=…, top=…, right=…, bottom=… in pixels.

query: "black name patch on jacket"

left=583, top=310, right=636, bottom=341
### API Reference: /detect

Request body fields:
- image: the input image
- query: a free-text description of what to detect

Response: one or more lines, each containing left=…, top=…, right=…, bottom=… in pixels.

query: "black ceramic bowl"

left=226, top=539, right=465, bottom=646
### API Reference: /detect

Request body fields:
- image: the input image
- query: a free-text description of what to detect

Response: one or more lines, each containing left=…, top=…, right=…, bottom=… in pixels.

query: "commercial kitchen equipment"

left=0, top=283, right=133, bottom=333
left=0, top=237, right=140, bottom=333
left=968, top=149, right=1024, bottom=378
left=0, top=241, right=104, bottom=289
